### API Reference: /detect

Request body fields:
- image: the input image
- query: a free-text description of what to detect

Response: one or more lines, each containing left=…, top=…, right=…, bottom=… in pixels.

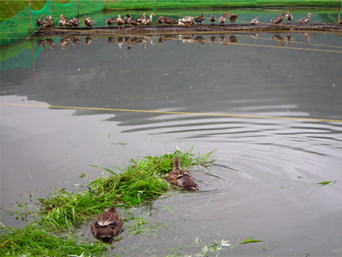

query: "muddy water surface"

left=1, top=28, right=342, bottom=256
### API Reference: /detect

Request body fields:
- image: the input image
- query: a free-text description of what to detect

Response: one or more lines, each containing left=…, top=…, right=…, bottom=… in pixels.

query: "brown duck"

left=218, top=12, right=227, bottom=25
left=229, top=13, right=238, bottom=23
left=209, top=15, right=216, bottom=24
left=167, top=158, right=198, bottom=191
left=194, top=13, right=205, bottom=24
left=298, top=13, right=312, bottom=24
left=106, top=17, right=116, bottom=26
left=91, top=207, right=123, bottom=243
left=271, top=12, right=284, bottom=24
left=85, top=17, right=95, bottom=28
left=158, top=16, right=177, bottom=24
left=285, top=10, right=293, bottom=24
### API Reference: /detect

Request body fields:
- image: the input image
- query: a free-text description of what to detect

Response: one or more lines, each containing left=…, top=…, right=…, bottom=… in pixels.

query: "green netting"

left=0, top=42, right=43, bottom=71
left=0, top=0, right=106, bottom=47
left=0, top=2, right=50, bottom=46
left=0, top=0, right=339, bottom=47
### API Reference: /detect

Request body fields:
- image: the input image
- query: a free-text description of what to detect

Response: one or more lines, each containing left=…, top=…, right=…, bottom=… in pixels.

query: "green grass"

left=0, top=149, right=214, bottom=256
left=240, top=236, right=264, bottom=244
left=38, top=149, right=213, bottom=231
left=0, top=224, right=107, bottom=257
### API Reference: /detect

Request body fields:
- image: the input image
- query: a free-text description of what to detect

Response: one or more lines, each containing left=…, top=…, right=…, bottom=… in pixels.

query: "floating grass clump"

left=38, top=149, right=214, bottom=231
left=0, top=149, right=213, bottom=256
left=0, top=224, right=107, bottom=257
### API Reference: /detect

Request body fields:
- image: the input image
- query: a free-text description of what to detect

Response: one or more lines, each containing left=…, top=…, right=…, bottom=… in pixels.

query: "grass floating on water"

left=0, top=149, right=214, bottom=256
left=0, top=224, right=107, bottom=257
left=38, top=149, right=214, bottom=231
left=240, top=236, right=264, bottom=244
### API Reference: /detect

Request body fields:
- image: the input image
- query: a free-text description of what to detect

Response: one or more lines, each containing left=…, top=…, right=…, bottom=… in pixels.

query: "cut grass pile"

left=0, top=149, right=213, bottom=256
left=0, top=224, right=107, bottom=257
left=38, top=149, right=213, bottom=231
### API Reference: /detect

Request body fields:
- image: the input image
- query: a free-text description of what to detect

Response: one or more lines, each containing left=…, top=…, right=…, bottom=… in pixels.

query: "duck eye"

left=109, top=222, right=117, bottom=228
left=95, top=222, right=100, bottom=229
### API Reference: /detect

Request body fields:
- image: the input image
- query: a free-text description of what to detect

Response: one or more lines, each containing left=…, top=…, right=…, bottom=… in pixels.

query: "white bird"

left=251, top=17, right=259, bottom=25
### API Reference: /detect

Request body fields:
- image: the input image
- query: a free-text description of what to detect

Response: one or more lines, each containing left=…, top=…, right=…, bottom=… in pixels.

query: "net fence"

left=0, top=0, right=105, bottom=46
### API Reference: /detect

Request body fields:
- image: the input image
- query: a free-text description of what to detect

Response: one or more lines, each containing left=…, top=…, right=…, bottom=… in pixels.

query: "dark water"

left=1, top=27, right=342, bottom=257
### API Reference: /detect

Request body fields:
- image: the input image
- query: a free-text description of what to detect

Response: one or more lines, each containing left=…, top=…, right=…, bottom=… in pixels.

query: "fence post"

left=104, top=0, right=107, bottom=10
left=50, top=0, right=52, bottom=18
left=338, top=0, right=341, bottom=23
left=29, top=0, right=33, bottom=33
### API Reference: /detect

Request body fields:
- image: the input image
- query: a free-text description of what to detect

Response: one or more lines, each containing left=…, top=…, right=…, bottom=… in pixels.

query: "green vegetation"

left=240, top=236, right=264, bottom=244
left=317, top=180, right=336, bottom=185
left=0, top=224, right=107, bottom=257
left=38, top=149, right=213, bottom=231
left=0, top=149, right=213, bottom=256
left=165, top=238, right=233, bottom=257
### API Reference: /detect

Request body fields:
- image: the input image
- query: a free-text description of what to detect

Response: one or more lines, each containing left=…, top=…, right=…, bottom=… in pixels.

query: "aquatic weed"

left=38, top=149, right=214, bottom=231
left=0, top=224, right=107, bottom=257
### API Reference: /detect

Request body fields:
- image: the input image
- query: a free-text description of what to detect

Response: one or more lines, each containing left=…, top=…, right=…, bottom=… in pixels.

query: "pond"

left=1, top=8, right=342, bottom=256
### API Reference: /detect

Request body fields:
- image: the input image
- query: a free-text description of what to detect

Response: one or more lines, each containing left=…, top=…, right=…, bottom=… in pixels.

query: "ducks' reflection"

left=219, top=35, right=228, bottom=46
left=117, top=37, right=124, bottom=48
left=158, top=35, right=176, bottom=44
left=194, top=35, right=205, bottom=45
left=59, top=37, right=69, bottom=49
left=85, top=36, right=94, bottom=45
left=178, top=34, right=194, bottom=44
left=107, top=36, right=116, bottom=43
left=285, top=34, right=293, bottom=45
left=38, top=34, right=244, bottom=49
left=272, top=34, right=285, bottom=46
left=38, top=38, right=55, bottom=48
left=302, top=32, right=312, bottom=42
left=229, top=35, right=237, bottom=43
left=71, top=36, right=81, bottom=46
left=250, top=33, right=259, bottom=39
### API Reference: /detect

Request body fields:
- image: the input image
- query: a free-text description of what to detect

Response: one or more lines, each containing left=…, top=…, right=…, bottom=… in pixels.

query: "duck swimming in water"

left=167, top=158, right=198, bottom=191
left=91, top=207, right=123, bottom=243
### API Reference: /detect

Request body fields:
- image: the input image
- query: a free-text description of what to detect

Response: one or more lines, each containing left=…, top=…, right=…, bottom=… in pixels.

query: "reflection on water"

left=34, top=32, right=319, bottom=51
left=1, top=30, right=342, bottom=256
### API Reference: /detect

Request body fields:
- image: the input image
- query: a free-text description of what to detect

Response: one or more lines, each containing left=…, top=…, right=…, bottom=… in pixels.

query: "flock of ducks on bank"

left=91, top=158, right=197, bottom=242
left=36, top=11, right=325, bottom=29
left=37, top=31, right=313, bottom=50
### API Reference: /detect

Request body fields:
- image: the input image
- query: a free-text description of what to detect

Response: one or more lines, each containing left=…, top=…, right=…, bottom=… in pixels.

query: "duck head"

left=93, top=220, right=119, bottom=242
left=91, top=207, right=123, bottom=243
